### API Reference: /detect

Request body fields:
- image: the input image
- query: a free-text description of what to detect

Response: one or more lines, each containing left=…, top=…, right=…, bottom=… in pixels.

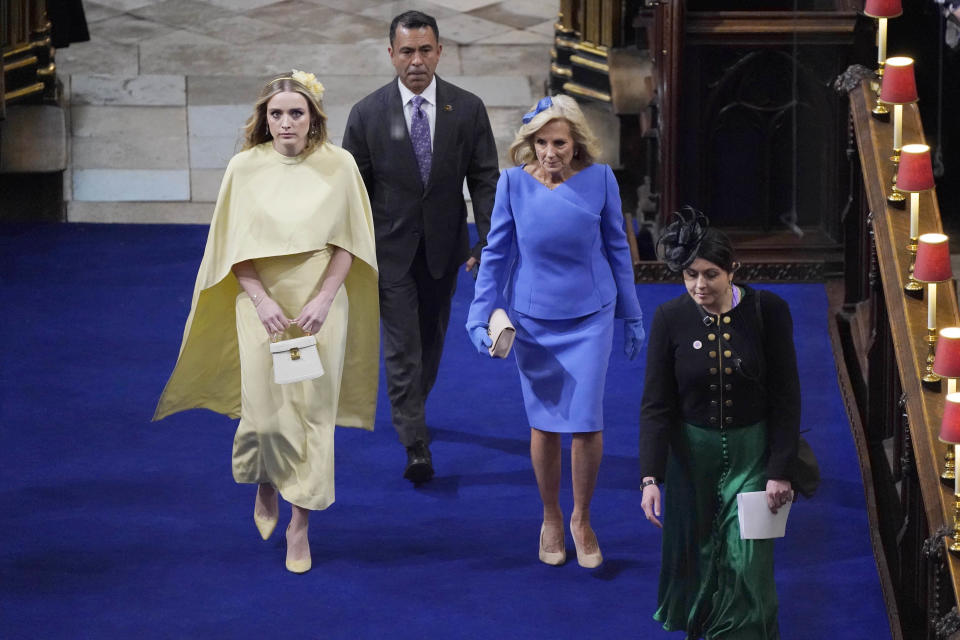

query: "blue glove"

left=468, top=323, right=493, bottom=355
left=624, top=317, right=645, bottom=360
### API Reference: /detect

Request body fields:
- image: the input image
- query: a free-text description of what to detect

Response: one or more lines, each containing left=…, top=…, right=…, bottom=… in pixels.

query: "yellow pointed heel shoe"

left=285, top=554, right=312, bottom=574
left=253, top=486, right=278, bottom=541
left=254, top=512, right=278, bottom=541
left=285, top=525, right=312, bottom=574
left=538, top=523, right=566, bottom=566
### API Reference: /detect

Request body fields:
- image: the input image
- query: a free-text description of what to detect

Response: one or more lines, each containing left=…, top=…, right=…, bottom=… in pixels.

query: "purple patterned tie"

left=410, top=95, right=432, bottom=185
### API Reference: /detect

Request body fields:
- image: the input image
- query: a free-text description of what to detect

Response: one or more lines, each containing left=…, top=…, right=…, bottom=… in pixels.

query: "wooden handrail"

left=846, top=78, right=960, bottom=636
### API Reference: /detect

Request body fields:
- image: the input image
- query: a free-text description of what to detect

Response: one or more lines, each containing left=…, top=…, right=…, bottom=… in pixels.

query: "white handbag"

left=270, top=335, right=324, bottom=384
left=487, top=308, right=516, bottom=359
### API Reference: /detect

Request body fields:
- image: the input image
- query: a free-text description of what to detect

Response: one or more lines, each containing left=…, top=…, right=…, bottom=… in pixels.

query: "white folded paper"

left=737, top=491, right=791, bottom=540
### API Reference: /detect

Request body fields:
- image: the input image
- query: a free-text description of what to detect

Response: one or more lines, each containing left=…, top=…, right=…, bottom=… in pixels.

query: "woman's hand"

left=641, top=479, right=662, bottom=529
left=255, top=296, right=291, bottom=336
left=624, top=317, right=645, bottom=360
left=294, top=291, right=334, bottom=335
left=467, top=324, right=492, bottom=355
left=766, top=478, right=793, bottom=514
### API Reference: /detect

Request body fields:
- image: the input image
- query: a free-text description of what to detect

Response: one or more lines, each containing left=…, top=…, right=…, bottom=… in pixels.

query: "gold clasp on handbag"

left=289, top=347, right=301, bottom=361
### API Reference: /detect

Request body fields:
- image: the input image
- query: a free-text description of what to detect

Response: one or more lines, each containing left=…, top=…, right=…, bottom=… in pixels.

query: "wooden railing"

left=836, top=79, right=960, bottom=640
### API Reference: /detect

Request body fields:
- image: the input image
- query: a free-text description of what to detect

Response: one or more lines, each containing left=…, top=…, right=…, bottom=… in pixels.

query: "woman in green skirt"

left=638, top=209, right=799, bottom=639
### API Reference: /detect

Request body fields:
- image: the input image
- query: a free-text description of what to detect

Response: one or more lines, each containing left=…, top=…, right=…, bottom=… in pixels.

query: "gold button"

left=725, top=399, right=733, bottom=407
left=723, top=333, right=731, bottom=340
left=724, top=350, right=731, bottom=358
left=709, top=351, right=717, bottom=358
left=710, top=367, right=718, bottom=375
left=723, top=316, right=731, bottom=324
left=708, top=333, right=716, bottom=341
left=724, top=367, right=732, bottom=375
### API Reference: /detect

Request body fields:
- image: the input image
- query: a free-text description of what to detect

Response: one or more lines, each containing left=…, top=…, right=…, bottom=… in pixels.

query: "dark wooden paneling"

left=634, top=4, right=856, bottom=272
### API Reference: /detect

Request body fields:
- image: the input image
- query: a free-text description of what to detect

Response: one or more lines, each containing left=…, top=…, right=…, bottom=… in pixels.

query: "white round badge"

left=693, top=340, right=703, bottom=350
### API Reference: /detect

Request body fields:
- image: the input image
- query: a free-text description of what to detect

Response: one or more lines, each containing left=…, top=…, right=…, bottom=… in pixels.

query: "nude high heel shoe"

left=539, top=523, right=566, bottom=566
left=570, top=521, right=602, bottom=569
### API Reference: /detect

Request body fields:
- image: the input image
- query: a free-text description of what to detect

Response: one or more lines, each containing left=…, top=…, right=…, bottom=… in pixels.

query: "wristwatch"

left=641, top=478, right=658, bottom=489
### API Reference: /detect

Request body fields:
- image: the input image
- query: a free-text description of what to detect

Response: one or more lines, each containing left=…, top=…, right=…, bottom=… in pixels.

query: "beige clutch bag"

left=487, top=308, right=516, bottom=359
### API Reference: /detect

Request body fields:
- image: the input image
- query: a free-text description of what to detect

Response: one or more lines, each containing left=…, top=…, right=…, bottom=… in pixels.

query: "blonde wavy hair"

left=508, top=94, right=601, bottom=167
left=242, top=75, right=328, bottom=155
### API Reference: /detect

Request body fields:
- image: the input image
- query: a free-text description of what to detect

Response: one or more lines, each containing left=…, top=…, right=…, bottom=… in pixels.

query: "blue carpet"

left=0, top=223, right=888, bottom=639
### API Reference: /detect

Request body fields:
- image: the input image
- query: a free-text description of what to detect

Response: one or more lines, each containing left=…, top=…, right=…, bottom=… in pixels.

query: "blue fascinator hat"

left=522, top=96, right=553, bottom=124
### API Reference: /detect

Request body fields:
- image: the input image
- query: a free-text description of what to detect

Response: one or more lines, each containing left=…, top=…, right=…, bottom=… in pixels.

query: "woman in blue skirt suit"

left=466, top=95, right=645, bottom=568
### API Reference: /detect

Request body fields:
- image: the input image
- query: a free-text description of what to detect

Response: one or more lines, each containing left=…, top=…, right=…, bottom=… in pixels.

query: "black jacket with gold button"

left=638, top=284, right=800, bottom=481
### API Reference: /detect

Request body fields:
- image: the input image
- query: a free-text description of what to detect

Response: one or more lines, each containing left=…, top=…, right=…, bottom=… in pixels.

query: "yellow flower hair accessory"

left=291, top=69, right=324, bottom=101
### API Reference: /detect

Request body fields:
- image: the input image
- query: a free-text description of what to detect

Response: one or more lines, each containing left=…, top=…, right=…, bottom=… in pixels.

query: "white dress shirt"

left=398, top=77, right=437, bottom=151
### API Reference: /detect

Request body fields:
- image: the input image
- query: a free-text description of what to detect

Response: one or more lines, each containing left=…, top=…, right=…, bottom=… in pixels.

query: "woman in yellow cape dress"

left=154, top=72, right=379, bottom=574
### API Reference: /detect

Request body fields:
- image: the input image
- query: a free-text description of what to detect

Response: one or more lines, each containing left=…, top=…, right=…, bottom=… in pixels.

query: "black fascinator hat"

left=657, top=206, right=710, bottom=272
left=656, top=206, right=737, bottom=274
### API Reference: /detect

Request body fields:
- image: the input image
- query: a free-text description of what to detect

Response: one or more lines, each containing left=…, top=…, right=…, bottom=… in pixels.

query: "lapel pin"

left=443, top=104, right=453, bottom=111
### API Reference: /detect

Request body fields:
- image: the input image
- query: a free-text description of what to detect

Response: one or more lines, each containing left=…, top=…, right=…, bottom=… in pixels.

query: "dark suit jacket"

left=342, top=76, right=499, bottom=284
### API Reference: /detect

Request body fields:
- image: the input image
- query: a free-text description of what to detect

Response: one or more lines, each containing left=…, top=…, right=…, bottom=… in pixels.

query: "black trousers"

left=379, top=241, right=458, bottom=447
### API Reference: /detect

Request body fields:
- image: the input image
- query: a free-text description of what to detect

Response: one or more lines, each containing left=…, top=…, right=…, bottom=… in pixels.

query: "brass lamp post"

left=864, top=0, right=903, bottom=119
left=879, top=56, right=918, bottom=206
left=897, top=144, right=936, bottom=295
left=935, top=329, right=960, bottom=481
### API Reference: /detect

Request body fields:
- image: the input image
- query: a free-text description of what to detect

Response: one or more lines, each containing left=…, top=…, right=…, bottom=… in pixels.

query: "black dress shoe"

left=403, top=440, right=434, bottom=484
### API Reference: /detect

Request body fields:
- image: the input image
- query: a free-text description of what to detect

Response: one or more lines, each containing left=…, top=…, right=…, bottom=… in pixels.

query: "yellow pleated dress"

left=154, top=142, right=379, bottom=512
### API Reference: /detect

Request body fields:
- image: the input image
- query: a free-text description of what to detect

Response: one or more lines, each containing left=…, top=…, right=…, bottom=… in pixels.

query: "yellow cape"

left=153, top=142, right=379, bottom=429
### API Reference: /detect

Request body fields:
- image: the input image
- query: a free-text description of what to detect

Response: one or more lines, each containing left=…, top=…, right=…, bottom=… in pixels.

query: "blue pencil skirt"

left=512, top=303, right=615, bottom=433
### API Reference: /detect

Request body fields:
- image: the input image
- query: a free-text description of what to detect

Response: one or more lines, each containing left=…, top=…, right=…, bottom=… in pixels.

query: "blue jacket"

left=467, top=164, right=642, bottom=325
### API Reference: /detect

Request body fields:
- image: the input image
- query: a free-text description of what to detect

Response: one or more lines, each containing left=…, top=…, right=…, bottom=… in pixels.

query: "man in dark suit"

left=342, top=10, right=499, bottom=484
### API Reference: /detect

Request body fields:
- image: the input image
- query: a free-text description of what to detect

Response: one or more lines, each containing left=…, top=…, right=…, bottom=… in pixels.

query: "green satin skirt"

left=654, top=421, right=779, bottom=640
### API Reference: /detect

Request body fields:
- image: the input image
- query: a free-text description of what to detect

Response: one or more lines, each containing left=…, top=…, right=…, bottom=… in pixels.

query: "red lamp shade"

left=935, top=328, right=960, bottom=378
left=942, top=393, right=960, bottom=444
left=914, top=233, right=952, bottom=283
left=897, top=144, right=936, bottom=192
left=864, top=0, right=902, bottom=18
left=880, top=57, right=918, bottom=104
